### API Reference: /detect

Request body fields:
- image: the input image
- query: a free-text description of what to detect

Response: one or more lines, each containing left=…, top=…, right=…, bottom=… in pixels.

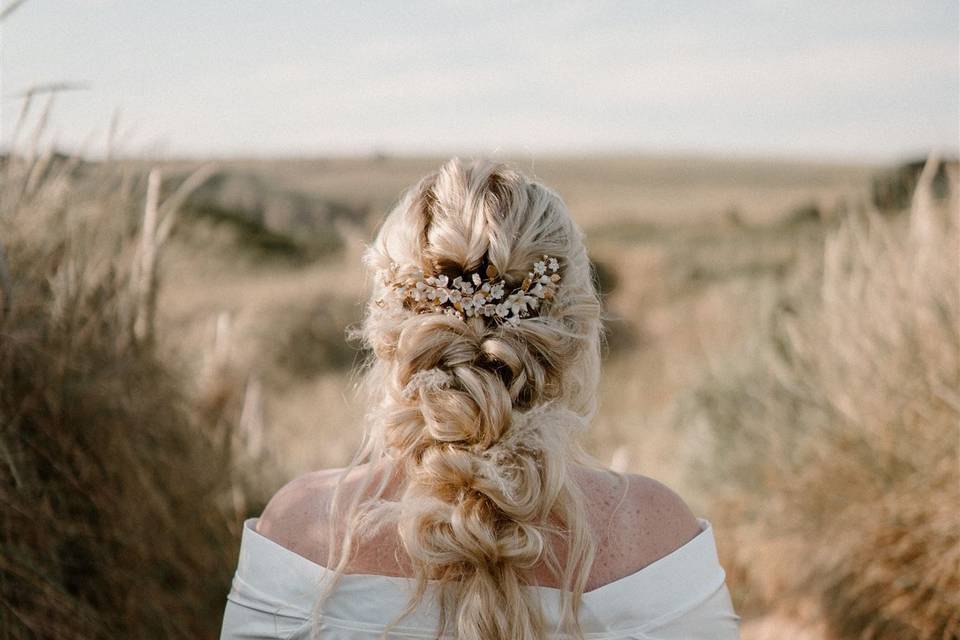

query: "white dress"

left=220, top=517, right=740, bottom=639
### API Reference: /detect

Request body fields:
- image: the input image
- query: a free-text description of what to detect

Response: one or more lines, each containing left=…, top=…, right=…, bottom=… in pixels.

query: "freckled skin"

left=257, top=463, right=701, bottom=592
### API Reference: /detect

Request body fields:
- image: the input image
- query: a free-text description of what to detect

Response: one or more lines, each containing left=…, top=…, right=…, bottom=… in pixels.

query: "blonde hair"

left=323, top=158, right=605, bottom=639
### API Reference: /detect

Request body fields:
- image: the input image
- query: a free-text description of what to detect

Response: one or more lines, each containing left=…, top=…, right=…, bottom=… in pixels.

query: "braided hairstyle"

left=327, top=158, right=604, bottom=640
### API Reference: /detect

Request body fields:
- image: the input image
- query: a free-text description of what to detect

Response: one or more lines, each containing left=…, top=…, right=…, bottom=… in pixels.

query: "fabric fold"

left=221, top=517, right=740, bottom=639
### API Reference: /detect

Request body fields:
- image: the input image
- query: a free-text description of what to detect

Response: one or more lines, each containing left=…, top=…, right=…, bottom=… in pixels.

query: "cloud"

left=2, top=1, right=956, bottom=159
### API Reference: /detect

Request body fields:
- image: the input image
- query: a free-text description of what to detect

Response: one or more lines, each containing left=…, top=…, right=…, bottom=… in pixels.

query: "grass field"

left=156, top=154, right=876, bottom=483
left=2, top=147, right=956, bottom=639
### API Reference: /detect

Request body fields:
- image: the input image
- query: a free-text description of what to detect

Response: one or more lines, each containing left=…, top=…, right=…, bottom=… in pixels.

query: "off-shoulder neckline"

left=241, top=516, right=717, bottom=598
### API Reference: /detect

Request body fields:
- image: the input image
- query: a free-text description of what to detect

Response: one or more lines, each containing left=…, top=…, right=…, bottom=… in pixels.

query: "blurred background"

left=1, top=2, right=957, bottom=639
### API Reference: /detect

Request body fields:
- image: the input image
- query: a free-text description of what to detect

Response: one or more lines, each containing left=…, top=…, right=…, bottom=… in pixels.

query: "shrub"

left=0, top=104, right=264, bottom=639
left=683, top=158, right=960, bottom=639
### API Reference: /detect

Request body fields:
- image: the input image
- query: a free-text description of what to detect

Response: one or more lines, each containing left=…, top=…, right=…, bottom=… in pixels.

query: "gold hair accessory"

left=377, top=255, right=561, bottom=324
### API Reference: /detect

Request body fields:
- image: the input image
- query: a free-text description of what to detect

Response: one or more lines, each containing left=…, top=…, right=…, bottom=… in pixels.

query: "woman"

left=220, top=159, right=741, bottom=639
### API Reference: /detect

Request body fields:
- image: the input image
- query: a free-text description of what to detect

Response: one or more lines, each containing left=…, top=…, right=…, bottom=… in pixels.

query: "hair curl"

left=322, top=158, right=605, bottom=640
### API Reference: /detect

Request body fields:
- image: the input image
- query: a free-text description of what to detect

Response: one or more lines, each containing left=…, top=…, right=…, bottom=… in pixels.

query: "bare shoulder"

left=618, top=473, right=701, bottom=549
left=255, top=468, right=344, bottom=562
left=578, top=468, right=702, bottom=585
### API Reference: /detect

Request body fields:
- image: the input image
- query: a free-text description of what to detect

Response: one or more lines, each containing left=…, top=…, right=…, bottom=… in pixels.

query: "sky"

left=1, top=1, right=958, bottom=161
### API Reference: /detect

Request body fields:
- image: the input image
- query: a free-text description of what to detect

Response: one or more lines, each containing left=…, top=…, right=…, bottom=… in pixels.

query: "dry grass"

left=681, top=158, right=960, bottom=639
left=0, top=104, right=270, bottom=638
left=155, top=155, right=869, bottom=481
left=4, top=103, right=947, bottom=638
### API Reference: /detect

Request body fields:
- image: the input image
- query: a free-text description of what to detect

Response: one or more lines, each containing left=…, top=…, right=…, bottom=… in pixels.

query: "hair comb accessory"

left=377, top=255, right=561, bottom=325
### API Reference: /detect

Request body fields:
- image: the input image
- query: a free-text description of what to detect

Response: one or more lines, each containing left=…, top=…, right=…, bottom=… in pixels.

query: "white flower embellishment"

left=376, top=255, right=562, bottom=324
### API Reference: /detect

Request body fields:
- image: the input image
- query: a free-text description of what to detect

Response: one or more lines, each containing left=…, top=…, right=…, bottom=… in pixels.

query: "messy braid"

left=324, top=158, right=604, bottom=639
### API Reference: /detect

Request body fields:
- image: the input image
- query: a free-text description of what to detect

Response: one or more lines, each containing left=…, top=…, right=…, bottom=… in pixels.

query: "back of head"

left=339, top=158, right=603, bottom=639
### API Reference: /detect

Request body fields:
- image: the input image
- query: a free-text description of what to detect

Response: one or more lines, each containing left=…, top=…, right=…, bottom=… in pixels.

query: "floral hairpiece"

left=377, top=255, right=561, bottom=325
